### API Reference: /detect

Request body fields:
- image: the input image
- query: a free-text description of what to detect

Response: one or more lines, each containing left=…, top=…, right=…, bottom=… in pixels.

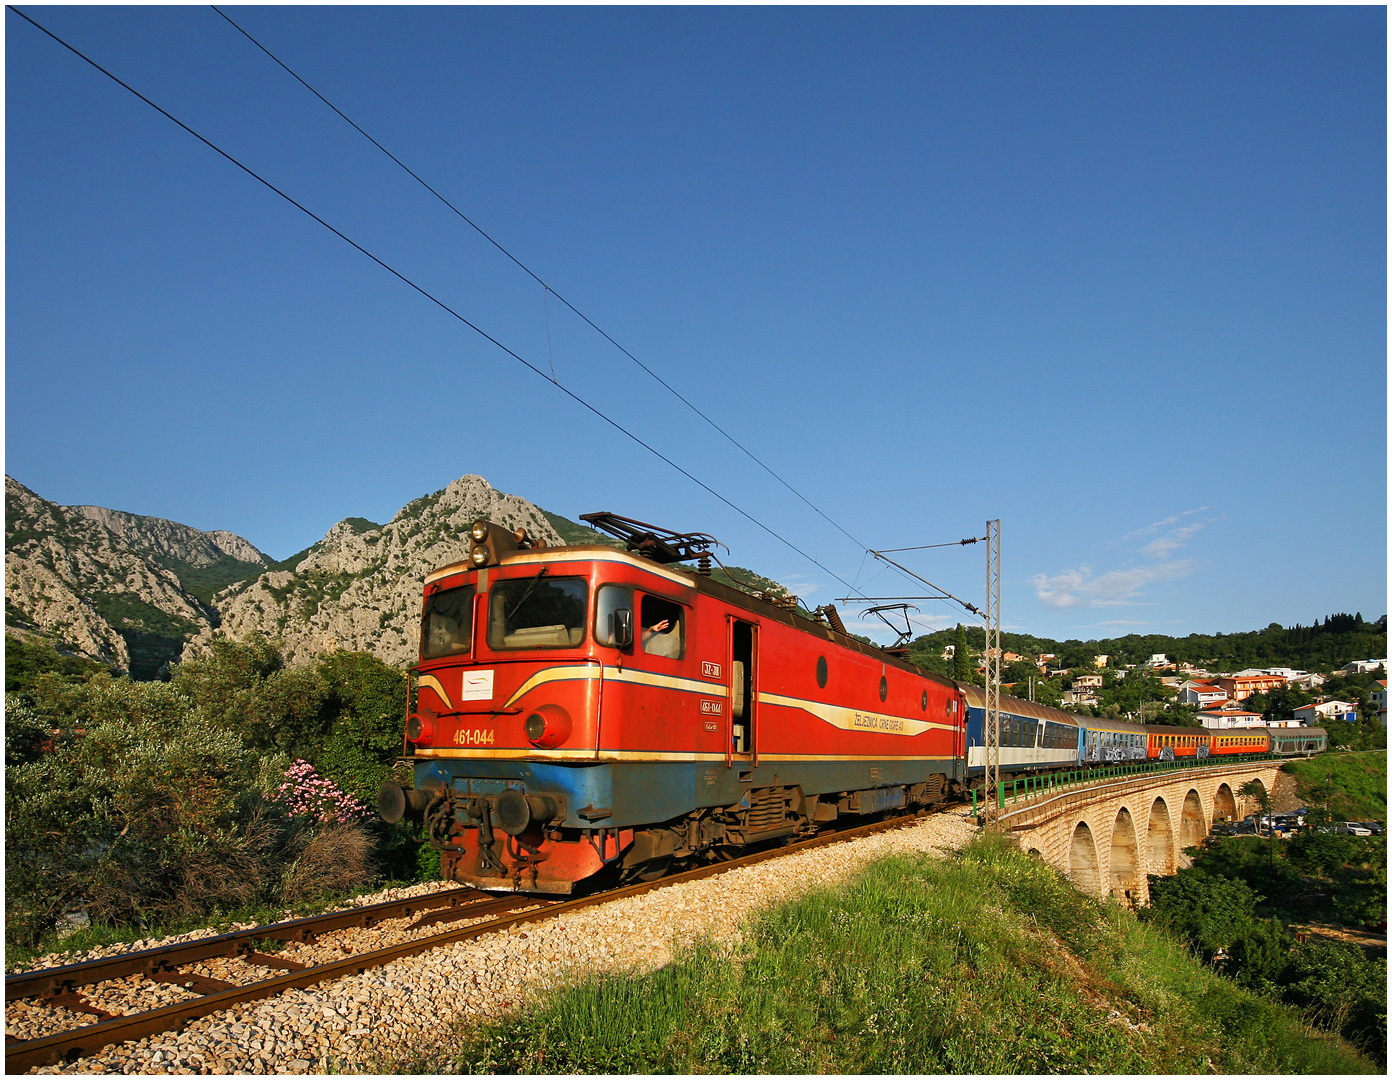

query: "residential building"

left=1339, top=659, right=1387, bottom=675
left=1198, top=708, right=1265, bottom=729
left=1073, top=674, right=1103, bottom=689
left=1293, top=700, right=1358, bottom=725
left=1179, top=680, right=1228, bottom=708
left=1214, top=674, right=1286, bottom=701
left=1145, top=653, right=1170, bottom=667
left=1371, top=680, right=1387, bottom=724
left=1093, top=655, right=1109, bottom=669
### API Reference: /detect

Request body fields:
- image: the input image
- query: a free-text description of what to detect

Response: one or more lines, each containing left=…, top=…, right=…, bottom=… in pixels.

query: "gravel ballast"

left=16, top=811, right=979, bottom=1074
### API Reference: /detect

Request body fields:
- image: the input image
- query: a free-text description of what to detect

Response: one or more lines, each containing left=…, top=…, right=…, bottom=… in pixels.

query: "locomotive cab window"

left=594, top=584, right=634, bottom=648
left=487, top=575, right=588, bottom=650
left=639, top=595, right=684, bottom=659
left=422, top=585, right=475, bottom=659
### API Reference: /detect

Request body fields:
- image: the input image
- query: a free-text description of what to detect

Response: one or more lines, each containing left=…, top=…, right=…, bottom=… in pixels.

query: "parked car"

left=1334, top=822, right=1373, bottom=836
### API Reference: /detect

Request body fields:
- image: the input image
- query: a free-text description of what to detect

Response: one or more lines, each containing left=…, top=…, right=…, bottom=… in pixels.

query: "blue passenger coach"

left=961, top=683, right=1081, bottom=778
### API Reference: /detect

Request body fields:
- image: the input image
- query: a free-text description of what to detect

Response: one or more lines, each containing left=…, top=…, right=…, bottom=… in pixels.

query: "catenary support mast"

left=983, top=519, right=1001, bottom=825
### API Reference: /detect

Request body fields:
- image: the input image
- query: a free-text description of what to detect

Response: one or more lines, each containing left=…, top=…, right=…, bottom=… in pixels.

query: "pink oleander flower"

left=270, top=760, right=369, bottom=824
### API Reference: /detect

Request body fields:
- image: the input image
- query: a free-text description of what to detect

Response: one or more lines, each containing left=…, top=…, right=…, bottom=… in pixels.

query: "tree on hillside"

left=953, top=624, right=971, bottom=683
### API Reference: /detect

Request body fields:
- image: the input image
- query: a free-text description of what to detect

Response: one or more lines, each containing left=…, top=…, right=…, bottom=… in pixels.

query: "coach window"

left=639, top=595, right=684, bottom=659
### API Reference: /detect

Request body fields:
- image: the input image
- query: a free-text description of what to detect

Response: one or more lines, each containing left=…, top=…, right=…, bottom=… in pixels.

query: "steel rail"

left=6, top=887, right=495, bottom=1002
left=7, top=809, right=946, bottom=1072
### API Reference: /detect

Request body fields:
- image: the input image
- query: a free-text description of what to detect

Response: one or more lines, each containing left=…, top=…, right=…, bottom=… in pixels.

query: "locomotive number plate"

left=453, top=728, right=496, bottom=746
left=700, top=699, right=724, bottom=715
left=701, top=661, right=722, bottom=678
left=703, top=721, right=719, bottom=733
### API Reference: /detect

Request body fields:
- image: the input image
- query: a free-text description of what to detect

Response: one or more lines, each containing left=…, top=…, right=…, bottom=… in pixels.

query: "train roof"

left=427, top=543, right=963, bottom=691
left=958, top=683, right=1083, bottom=727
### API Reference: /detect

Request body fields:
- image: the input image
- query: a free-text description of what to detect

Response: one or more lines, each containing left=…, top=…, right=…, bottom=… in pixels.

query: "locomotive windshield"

left=421, top=585, right=475, bottom=659
left=487, top=575, right=588, bottom=650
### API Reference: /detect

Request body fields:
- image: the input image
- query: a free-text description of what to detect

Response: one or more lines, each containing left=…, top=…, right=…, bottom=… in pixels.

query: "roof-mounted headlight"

left=470, top=520, right=490, bottom=543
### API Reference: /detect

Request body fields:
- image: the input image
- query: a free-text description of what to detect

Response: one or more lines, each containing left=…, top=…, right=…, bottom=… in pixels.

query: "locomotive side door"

left=728, top=618, right=757, bottom=767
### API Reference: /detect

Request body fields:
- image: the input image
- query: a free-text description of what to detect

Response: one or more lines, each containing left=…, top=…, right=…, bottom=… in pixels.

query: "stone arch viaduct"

left=998, top=761, right=1285, bottom=905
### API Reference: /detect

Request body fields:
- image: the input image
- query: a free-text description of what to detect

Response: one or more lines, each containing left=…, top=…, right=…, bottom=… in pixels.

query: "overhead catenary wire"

left=7, top=4, right=882, bottom=606
left=209, top=4, right=874, bottom=556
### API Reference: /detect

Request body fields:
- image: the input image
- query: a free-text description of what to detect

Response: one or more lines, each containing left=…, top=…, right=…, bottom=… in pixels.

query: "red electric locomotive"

left=380, top=514, right=966, bottom=894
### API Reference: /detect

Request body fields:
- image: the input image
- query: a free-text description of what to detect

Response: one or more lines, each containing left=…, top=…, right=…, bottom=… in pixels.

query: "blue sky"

left=6, top=6, right=1385, bottom=644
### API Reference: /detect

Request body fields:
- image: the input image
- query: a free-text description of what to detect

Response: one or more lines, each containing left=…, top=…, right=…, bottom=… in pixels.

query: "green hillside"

left=908, top=614, right=1387, bottom=676
left=403, top=836, right=1377, bottom=1074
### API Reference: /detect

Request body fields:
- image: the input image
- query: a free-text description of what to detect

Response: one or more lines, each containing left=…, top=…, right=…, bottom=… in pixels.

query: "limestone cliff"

left=200, top=475, right=566, bottom=668
left=5, top=477, right=268, bottom=677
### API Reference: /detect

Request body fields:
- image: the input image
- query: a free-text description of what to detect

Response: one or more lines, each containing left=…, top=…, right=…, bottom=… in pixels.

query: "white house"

left=1198, top=709, right=1265, bottom=729
left=1293, top=700, right=1358, bottom=725
left=1340, top=659, right=1387, bottom=675
left=1370, top=681, right=1386, bottom=725
left=1179, top=680, right=1228, bottom=707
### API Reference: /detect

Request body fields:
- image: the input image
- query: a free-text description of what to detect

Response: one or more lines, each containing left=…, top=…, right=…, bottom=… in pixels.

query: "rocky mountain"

left=196, top=475, right=569, bottom=668
left=5, top=477, right=269, bottom=678
left=8, top=472, right=797, bottom=677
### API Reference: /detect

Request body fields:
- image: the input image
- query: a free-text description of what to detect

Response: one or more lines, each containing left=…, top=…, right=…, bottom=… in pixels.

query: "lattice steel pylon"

left=983, top=519, right=1002, bottom=826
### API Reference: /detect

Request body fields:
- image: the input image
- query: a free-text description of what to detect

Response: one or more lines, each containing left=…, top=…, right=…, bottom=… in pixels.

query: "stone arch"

left=1110, top=807, right=1141, bottom=902
left=1026, top=847, right=1044, bottom=859
left=1069, top=821, right=1101, bottom=896
left=1213, top=783, right=1237, bottom=823
left=1177, top=789, right=1206, bottom=868
left=1147, top=797, right=1175, bottom=877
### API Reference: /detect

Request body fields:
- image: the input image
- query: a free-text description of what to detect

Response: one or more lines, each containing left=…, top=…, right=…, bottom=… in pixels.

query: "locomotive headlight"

left=523, top=704, right=572, bottom=749
left=470, top=520, right=490, bottom=543
left=406, top=710, right=437, bottom=745
left=470, top=544, right=490, bottom=567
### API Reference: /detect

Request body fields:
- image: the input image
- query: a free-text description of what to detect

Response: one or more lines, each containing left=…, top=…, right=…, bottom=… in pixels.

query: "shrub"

left=1141, top=871, right=1260, bottom=962
left=271, top=759, right=371, bottom=824
left=5, top=681, right=284, bottom=946
left=279, top=821, right=373, bottom=903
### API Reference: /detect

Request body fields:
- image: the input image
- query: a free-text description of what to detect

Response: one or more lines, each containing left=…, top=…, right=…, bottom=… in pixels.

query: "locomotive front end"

left=380, top=521, right=625, bottom=894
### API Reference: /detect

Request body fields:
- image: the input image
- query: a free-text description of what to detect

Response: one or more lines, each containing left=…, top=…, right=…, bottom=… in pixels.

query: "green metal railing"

left=973, top=752, right=1283, bottom=815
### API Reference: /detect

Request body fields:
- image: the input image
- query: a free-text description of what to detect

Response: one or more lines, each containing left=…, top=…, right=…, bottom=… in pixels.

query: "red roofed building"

left=1215, top=673, right=1286, bottom=701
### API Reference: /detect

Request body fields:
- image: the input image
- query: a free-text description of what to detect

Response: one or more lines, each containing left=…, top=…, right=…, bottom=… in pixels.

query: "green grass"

left=402, top=836, right=1374, bottom=1075
left=1283, top=751, right=1387, bottom=821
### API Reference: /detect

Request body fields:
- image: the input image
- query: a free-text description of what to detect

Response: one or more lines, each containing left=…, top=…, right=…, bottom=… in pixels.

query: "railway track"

left=7, top=808, right=950, bottom=1072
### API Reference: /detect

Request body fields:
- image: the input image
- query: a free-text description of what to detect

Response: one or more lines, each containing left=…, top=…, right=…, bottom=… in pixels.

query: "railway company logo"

left=853, top=712, right=907, bottom=734
left=459, top=670, right=495, bottom=701
left=756, top=691, right=946, bottom=738
left=701, top=661, right=722, bottom=679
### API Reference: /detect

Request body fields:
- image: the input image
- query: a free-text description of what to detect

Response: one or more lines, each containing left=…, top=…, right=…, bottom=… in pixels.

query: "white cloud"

left=1033, top=559, right=1199, bottom=609
left=1121, top=506, right=1210, bottom=543
left=1139, top=522, right=1204, bottom=560
left=1034, top=510, right=1214, bottom=610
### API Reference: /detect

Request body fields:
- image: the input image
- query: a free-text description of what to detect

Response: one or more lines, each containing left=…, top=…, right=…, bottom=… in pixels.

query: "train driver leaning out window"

left=640, top=596, right=683, bottom=659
